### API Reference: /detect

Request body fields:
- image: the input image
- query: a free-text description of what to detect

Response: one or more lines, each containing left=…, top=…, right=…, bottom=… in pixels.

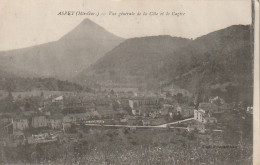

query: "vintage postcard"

left=0, top=0, right=258, bottom=164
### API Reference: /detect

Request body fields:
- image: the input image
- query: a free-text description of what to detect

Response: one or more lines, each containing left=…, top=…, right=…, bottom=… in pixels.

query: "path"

left=80, top=117, right=194, bottom=129
left=156, top=117, right=194, bottom=128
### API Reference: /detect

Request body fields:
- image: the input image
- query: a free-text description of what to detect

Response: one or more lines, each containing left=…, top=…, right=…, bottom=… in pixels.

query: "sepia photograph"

left=0, top=0, right=257, bottom=164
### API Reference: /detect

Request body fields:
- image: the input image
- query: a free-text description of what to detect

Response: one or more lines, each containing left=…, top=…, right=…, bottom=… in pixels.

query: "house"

left=159, top=108, right=169, bottom=116
left=177, top=106, right=182, bottom=115
left=142, top=119, right=151, bottom=126
left=129, top=97, right=160, bottom=116
left=91, top=111, right=101, bottom=119
left=32, top=133, right=49, bottom=140
left=0, top=117, right=13, bottom=134
left=194, top=109, right=205, bottom=123
left=149, top=111, right=159, bottom=118
left=246, top=106, right=253, bottom=114
left=62, top=123, right=71, bottom=132
left=209, top=96, right=225, bottom=105
left=74, top=112, right=98, bottom=121
left=52, top=95, right=64, bottom=103
left=101, top=86, right=138, bottom=93
left=139, top=106, right=154, bottom=117
left=169, top=112, right=174, bottom=118
left=49, top=118, right=62, bottom=129
left=48, top=115, right=63, bottom=129
left=0, top=116, right=12, bottom=123
left=32, top=116, right=47, bottom=128
left=132, top=109, right=141, bottom=115
left=120, top=118, right=128, bottom=123
left=12, top=131, right=26, bottom=146
left=129, top=97, right=159, bottom=107
left=133, top=104, right=160, bottom=118
left=12, top=118, right=29, bottom=131
left=163, top=104, right=175, bottom=108
left=162, top=87, right=192, bottom=97
left=194, top=109, right=217, bottom=124
left=162, top=104, right=178, bottom=118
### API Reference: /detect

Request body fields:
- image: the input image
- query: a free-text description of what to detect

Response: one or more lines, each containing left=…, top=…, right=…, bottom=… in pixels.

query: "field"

left=1, top=127, right=252, bottom=165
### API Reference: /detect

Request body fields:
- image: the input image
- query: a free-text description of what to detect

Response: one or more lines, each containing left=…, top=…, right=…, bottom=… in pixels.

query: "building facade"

left=12, top=119, right=29, bottom=131
left=32, top=116, right=47, bottom=128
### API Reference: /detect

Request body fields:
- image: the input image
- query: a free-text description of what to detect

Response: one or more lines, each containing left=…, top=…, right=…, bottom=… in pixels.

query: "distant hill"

left=75, top=36, right=191, bottom=87
left=77, top=25, right=253, bottom=103
left=0, top=68, right=16, bottom=79
left=0, top=18, right=124, bottom=80
left=160, top=25, right=252, bottom=81
left=160, top=25, right=253, bottom=103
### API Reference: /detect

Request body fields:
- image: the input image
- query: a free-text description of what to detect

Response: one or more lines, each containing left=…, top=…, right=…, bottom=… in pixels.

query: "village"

left=0, top=86, right=253, bottom=148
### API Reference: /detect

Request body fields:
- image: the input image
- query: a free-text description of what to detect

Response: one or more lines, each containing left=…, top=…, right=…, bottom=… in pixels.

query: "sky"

left=0, top=0, right=252, bottom=51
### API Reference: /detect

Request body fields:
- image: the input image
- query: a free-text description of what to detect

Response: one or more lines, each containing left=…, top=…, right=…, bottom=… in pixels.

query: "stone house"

left=129, top=97, right=159, bottom=115
left=194, top=109, right=217, bottom=124
left=142, top=119, right=151, bottom=126
left=12, top=118, right=29, bottom=131
left=246, top=106, right=253, bottom=114
left=48, top=116, right=63, bottom=129
left=32, top=116, right=47, bottom=128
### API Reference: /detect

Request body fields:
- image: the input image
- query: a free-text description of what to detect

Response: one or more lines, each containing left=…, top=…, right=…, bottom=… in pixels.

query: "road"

left=81, top=117, right=194, bottom=129
left=156, top=117, right=194, bottom=128
left=82, top=123, right=159, bottom=128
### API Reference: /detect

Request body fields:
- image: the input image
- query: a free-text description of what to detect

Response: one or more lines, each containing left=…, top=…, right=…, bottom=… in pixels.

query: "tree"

left=40, top=91, right=44, bottom=97
left=112, top=101, right=120, bottom=111
left=176, top=93, right=183, bottom=104
left=188, top=132, right=196, bottom=140
left=7, top=91, right=13, bottom=102
left=3, top=79, right=15, bottom=93
left=110, top=89, right=115, bottom=95
left=166, top=92, right=172, bottom=98
left=226, top=86, right=239, bottom=103
left=25, top=101, right=31, bottom=111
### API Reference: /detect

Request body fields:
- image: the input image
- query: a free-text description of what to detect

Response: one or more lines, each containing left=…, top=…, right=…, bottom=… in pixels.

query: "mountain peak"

left=79, top=18, right=98, bottom=27
left=59, top=18, right=123, bottom=42
left=0, top=18, right=124, bottom=80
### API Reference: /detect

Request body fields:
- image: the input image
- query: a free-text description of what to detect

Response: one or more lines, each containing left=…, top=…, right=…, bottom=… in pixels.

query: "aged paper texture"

left=0, top=0, right=258, bottom=164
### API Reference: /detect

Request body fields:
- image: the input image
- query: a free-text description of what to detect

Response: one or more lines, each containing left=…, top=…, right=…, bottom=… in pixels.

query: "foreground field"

left=1, top=127, right=252, bottom=165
